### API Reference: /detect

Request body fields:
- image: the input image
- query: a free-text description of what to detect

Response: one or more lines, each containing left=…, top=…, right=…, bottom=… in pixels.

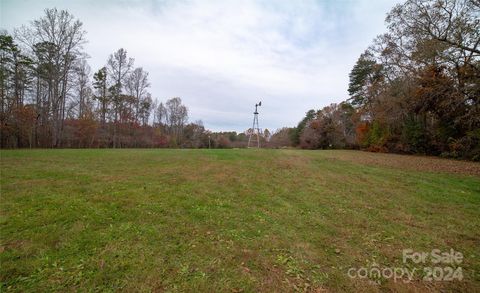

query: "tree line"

left=2, top=0, right=479, bottom=159
left=1, top=8, right=277, bottom=149
left=1, top=9, right=210, bottom=148
left=289, top=0, right=479, bottom=160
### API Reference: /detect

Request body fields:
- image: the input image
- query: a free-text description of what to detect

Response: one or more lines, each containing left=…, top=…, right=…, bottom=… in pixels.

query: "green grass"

left=1, top=149, right=479, bottom=292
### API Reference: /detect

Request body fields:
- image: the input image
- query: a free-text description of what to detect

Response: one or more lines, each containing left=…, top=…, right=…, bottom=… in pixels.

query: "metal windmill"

left=248, top=101, right=262, bottom=148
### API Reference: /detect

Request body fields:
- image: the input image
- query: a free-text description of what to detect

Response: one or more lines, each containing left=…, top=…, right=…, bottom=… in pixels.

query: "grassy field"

left=1, top=149, right=479, bottom=292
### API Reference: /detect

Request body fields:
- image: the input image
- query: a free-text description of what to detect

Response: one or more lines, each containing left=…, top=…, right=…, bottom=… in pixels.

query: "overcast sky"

left=1, top=0, right=399, bottom=132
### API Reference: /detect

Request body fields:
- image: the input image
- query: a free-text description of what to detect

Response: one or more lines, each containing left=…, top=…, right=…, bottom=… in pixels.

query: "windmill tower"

left=248, top=101, right=262, bottom=148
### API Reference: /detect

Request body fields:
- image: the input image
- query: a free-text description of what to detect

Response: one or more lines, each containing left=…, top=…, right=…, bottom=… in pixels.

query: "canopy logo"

left=347, top=249, right=464, bottom=283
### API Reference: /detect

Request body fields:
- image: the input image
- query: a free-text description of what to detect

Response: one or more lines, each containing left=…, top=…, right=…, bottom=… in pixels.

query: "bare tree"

left=126, top=67, right=150, bottom=124
left=73, top=59, right=91, bottom=118
left=107, top=48, right=134, bottom=147
left=15, top=8, right=86, bottom=147
left=155, top=102, right=167, bottom=125
left=165, top=97, right=188, bottom=145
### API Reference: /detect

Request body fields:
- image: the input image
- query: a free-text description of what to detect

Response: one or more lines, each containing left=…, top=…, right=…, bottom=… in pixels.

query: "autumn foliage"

left=293, top=0, right=479, bottom=161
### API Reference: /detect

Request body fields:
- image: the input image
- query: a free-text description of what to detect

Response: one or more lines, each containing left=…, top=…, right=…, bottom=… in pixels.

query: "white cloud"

left=1, top=0, right=400, bottom=131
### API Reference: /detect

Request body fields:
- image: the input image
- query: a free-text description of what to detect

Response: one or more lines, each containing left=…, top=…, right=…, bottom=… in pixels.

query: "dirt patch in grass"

left=320, top=150, right=480, bottom=177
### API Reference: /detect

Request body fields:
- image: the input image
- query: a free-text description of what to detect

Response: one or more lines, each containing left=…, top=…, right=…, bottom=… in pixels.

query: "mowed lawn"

left=1, top=149, right=479, bottom=292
